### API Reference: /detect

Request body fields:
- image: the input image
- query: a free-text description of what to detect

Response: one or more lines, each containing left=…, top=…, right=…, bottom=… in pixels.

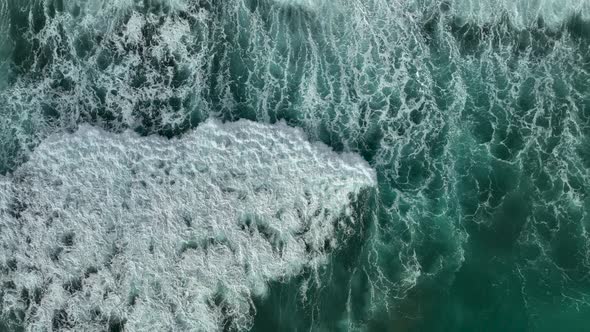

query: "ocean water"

left=0, top=0, right=589, bottom=331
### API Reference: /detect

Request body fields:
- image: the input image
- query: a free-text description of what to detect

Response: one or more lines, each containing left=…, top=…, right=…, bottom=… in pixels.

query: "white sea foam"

left=272, top=0, right=324, bottom=10
left=0, top=176, right=10, bottom=216
left=0, top=119, right=375, bottom=331
left=445, top=0, right=589, bottom=28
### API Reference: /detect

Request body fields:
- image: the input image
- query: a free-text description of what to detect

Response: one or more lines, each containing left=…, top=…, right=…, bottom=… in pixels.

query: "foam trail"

left=0, top=119, right=375, bottom=331
left=0, top=0, right=589, bottom=329
left=272, top=0, right=324, bottom=9
left=446, top=0, right=590, bottom=28
left=0, top=0, right=9, bottom=90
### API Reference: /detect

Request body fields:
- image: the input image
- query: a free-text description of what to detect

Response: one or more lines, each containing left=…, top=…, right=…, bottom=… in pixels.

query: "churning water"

left=0, top=0, right=589, bottom=331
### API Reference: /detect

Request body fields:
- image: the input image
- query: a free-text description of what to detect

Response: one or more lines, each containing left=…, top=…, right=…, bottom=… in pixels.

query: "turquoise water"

left=1, top=0, right=589, bottom=331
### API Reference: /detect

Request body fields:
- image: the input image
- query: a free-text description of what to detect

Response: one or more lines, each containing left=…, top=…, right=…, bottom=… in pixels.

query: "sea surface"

left=1, top=0, right=589, bottom=331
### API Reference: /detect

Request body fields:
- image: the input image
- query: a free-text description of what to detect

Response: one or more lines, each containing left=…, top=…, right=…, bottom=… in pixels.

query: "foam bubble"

left=0, top=119, right=375, bottom=331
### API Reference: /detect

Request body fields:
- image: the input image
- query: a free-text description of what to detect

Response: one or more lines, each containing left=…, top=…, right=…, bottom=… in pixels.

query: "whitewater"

left=0, top=0, right=589, bottom=331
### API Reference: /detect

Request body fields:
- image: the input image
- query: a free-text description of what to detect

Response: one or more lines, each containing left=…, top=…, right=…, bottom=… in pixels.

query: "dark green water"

left=1, top=0, right=590, bottom=331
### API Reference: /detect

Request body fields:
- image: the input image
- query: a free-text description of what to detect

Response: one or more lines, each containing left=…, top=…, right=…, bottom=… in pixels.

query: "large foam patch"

left=0, top=119, right=375, bottom=331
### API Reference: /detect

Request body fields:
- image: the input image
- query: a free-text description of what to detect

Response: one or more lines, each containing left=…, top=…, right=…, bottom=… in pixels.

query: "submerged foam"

left=0, top=119, right=375, bottom=331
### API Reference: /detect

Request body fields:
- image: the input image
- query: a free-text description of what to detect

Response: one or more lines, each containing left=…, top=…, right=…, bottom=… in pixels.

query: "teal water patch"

left=0, top=0, right=589, bottom=330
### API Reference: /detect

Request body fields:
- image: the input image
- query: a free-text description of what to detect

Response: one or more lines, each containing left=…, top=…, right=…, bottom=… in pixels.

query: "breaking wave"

left=0, top=119, right=375, bottom=331
left=0, top=0, right=589, bottom=330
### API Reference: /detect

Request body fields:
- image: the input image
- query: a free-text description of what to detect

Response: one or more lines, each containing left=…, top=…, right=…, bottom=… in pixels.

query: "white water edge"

left=0, top=119, right=376, bottom=331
